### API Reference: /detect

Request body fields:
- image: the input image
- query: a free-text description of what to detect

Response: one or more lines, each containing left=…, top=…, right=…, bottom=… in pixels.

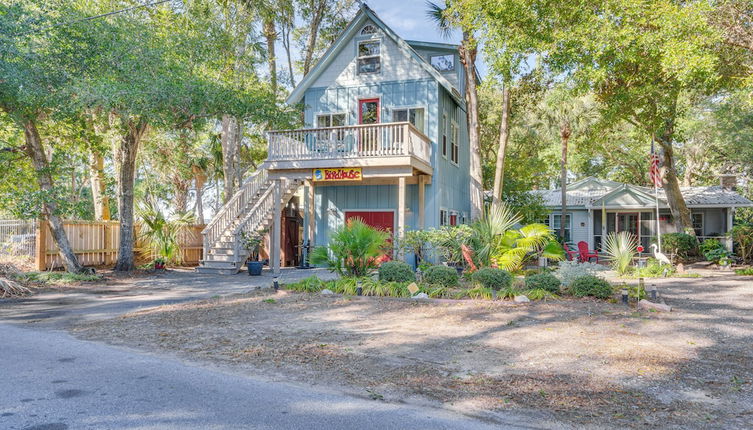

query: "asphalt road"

left=0, top=324, right=525, bottom=430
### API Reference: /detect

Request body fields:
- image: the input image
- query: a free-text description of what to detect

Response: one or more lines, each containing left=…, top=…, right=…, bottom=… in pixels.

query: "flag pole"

left=652, top=138, right=662, bottom=254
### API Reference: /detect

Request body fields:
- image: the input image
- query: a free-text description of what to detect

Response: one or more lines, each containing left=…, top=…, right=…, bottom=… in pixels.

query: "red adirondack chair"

left=577, top=241, right=599, bottom=263
left=563, top=242, right=578, bottom=261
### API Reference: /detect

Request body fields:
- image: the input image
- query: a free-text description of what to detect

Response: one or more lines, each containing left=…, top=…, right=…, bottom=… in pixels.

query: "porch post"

left=418, top=175, right=425, bottom=230
left=272, top=179, right=282, bottom=276
left=726, top=207, right=735, bottom=252
left=587, top=208, right=593, bottom=249
left=308, top=180, right=315, bottom=247
left=397, top=176, right=406, bottom=257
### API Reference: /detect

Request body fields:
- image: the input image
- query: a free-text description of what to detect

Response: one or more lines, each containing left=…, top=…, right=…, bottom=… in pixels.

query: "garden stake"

left=356, top=280, right=363, bottom=296
left=621, top=288, right=629, bottom=305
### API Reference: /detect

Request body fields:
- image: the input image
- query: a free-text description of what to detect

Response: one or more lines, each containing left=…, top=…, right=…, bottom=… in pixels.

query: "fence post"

left=35, top=219, right=48, bottom=271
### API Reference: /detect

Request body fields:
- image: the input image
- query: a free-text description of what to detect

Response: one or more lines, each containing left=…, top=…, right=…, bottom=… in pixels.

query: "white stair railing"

left=202, top=169, right=269, bottom=259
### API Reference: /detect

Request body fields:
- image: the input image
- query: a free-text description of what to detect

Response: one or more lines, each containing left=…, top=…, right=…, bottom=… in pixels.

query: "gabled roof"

left=286, top=4, right=464, bottom=106
left=530, top=176, right=753, bottom=209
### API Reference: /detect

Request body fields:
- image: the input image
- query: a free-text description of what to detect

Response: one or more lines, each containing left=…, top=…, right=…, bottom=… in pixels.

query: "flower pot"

left=247, top=261, right=263, bottom=276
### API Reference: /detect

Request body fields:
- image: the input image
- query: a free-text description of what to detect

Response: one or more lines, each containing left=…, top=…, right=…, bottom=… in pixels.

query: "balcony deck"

left=261, top=122, right=432, bottom=179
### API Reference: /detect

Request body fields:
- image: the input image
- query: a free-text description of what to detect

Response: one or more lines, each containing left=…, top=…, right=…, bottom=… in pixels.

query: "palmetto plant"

left=138, top=204, right=195, bottom=265
left=310, top=219, right=390, bottom=277
left=467, top=204, right=565, bottom=272
left=603, top=231, right=638, bottom=275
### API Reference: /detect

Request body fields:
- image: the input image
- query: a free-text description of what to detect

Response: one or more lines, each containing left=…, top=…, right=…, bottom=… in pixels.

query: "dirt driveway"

left=72, top=272, right=753, bottom=429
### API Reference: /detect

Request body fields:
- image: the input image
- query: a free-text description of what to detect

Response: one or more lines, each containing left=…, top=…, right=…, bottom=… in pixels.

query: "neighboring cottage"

left=199, top=3, right=474, bottom=274
left=530, top=176, right=753, bottom=251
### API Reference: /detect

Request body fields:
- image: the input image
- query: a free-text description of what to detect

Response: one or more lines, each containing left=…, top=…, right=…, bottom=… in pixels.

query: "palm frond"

left=425, top=1, right=453, bottom=39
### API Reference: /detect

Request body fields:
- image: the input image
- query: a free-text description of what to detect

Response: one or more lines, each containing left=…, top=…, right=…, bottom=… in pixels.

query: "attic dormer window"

left=360, top=24, right=377, bottom=35
left=357, top=40, right=381, bottom=74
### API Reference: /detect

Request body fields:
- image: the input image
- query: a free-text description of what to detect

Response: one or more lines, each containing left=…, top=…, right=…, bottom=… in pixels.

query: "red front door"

left=344, top=211, right=394, bottom=234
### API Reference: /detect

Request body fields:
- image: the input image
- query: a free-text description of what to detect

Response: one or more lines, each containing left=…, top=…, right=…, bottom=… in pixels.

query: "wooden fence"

left=35, top=220, right=205, bottom=270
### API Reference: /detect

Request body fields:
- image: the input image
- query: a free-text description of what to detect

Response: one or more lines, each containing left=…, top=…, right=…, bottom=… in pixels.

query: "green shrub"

left=423, top=265, right=459, bottom=287
left=660, top=233, right=698, bottom=259
left=20, top=271, right=101, bottom=283
left=729, top=224, right=753, bottom=263
left=735, top=268, right=753, bottom=276
left=378, top=261, right=415, bottom=282
left=632, top=258, right=676, bottom=278
left=524, top=273, right=561, bottom=293
left=524, top=288, right=558, bottom=301
left=604, top=231, right=638, bottom=275
left=498, top=286, right=521, bottom=299
left=471, top=268, right=513, bottom=290
left=569, top=275, right=614, bottom=299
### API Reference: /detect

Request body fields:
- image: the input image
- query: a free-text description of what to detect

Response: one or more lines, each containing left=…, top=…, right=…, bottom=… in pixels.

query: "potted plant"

left=241, top=231, right=264, bottom=276
left=153, top=257, right=166, bottom=271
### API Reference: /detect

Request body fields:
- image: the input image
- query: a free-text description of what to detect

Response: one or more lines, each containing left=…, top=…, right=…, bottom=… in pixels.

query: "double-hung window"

left=393, top=107, right=425, bottom=132
left=440, top=209, right=449, bottom=226
left=552, top=214, right=572, bottom=242
left=450, top=121, right=459, bottom=164
left=357, top=40, right=381, bottom=74
left=316, top=113, right=346, bottom=128
left=692, top=213, right=703, bottom=236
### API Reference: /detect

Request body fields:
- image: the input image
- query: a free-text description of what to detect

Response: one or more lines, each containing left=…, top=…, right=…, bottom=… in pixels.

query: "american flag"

left=649, top=143, right=662, bottom=188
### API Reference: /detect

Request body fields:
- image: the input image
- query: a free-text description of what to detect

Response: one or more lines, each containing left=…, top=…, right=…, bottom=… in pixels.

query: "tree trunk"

left=173, top=178, right=190, bottom=215
left=657, top=137, right=694, bottom=235
left=22, top=119, right=83, bottom=273
left=263, top=17, right=278, bottom=93
left=560, top=127, right=570, bottom=241
left=460, top=32, right=484, bottom=219
left=114, top=117, right=148, bottom=271
left=492, top=85, right=511, bottom=203
left=302, top=0, right=326, bottom=76
left=282, top=23, right=296, bottom=88
left=88, top=150, right=111, bottom=220
left=221, top=115, right=243, bottom=203
left=194, top=171, right=207, bottom=224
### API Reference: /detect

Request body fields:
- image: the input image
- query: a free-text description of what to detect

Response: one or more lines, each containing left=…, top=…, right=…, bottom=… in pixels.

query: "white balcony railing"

left=267, top=122, right=432, bottom=165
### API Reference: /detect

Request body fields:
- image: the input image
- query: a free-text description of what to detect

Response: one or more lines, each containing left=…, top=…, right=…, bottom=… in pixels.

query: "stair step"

left=209, top=248, right=237, bottom=256
left=195, top=266, right=240, bottom=275
left=205, top=254, right=242, bottom=263
left=200, top=260, right=242, bottom=269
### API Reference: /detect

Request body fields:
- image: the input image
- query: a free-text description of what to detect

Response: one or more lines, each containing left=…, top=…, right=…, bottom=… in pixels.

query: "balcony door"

left=358, top=98, right=380, bottom=153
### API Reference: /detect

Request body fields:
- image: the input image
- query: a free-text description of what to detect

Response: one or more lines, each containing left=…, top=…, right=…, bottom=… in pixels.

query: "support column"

left=397, top=177, right=406, bottom=258
left=418, top=175, right=425, bottom=230
left=272, top=179, right=282, bottom=276
left=587, top=208, right=593, bottom=249
left=726, top=207, right=735, bottom=252
left=308, top=180, right=315, bottom=247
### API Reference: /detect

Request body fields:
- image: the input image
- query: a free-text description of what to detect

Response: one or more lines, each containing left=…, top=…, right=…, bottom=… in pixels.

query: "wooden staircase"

left=197, top=170, right=302, bottom=275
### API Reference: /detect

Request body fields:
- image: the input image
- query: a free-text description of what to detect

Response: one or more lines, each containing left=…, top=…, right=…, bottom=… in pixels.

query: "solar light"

left=621, top=288, right=629, bottom=305
left=356, top=280, right=363, bottom=296
left=273, top=276, right=279, bottom=292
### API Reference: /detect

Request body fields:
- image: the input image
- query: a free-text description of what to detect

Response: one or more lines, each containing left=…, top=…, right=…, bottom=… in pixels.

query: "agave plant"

left=603, top=231, right=638, bottom=275
left=310, top=219, right=390, bottom=277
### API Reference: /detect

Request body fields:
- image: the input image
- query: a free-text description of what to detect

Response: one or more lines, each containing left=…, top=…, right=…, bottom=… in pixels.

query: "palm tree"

left=535, top=88, right=597, bottom=241
left=427, top=1, right=484, bottom=220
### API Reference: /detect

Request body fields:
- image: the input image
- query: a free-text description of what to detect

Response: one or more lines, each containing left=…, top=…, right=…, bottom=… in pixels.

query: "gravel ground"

left=72, top=270, right=753, bottom=429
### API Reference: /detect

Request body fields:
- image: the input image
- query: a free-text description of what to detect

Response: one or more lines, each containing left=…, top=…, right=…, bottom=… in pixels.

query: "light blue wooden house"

left=199, top=4, right=474, bottom=274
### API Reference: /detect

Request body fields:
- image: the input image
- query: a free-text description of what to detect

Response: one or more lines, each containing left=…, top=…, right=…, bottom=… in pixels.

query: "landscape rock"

left=320, top=289, right=334, bottom=295
left=638, top=299, right=672, bottom=312
left=412, top=292, right=429, bottom=299
left=514, top=295, right=530, bottom=303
